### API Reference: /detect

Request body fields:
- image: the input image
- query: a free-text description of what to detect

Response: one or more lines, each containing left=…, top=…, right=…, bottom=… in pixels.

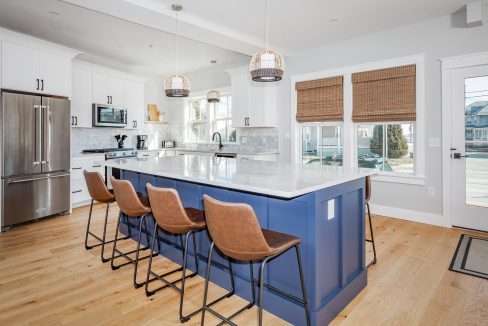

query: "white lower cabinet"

left=237, top=153, right=278, bottom=162
left=71, top=154, right=105, bottom=208
left=176, top=150, right=214, bottom=157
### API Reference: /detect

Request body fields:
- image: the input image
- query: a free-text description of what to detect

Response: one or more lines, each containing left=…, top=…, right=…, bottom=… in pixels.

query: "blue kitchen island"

left=104, top=155, right=371, bottom=325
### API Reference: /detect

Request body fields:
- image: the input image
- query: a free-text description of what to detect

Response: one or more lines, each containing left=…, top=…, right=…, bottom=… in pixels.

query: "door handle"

left=71, top=116, right=74, bottom=126
left=72, top=167, right=82, bottom=170
left=92, top=165, right=102, bottom=168
left=36, top=78, right=40, bottom=90
left=452, top=153, right=469, bottom=159
left=8, top=173, right=70, bottom=184
left=41, top=79, right=44, bottom=91
left=109, top=96, right=113, bottom=104
left=75, top=116, right=78, bottom=126
left=72, top=190, right=82, bottom=194
left=107, top=96, right=110, bottom=104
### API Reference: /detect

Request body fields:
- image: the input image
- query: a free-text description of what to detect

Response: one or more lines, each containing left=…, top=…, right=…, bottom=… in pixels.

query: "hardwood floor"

left=0, top=203, right=487, bottom=325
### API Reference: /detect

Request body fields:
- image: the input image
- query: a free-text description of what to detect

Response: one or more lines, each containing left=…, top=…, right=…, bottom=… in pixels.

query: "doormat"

left=449, top=234, right=488, bottom=280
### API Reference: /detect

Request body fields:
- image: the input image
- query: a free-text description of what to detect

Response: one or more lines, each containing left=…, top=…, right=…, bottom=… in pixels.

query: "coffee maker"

left=137, top=135, right=148, bottom=150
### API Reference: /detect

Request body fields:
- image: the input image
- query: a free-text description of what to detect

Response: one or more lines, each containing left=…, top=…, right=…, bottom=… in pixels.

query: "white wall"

left=277, top=8, right=488, bottom=220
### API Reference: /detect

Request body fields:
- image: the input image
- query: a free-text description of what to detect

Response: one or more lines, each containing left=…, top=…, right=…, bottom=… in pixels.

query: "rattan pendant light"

left=207, top=60, right=220, bottom=102
left=249, top=0, right=285, bottom=82
left=164, top=4, right=190, bottom=97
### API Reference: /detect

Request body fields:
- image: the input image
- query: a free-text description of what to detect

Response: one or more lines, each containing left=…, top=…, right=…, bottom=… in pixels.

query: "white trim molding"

left=369, top=203, right=443, bottom=226
left=290, top=54, right=426, bottom=183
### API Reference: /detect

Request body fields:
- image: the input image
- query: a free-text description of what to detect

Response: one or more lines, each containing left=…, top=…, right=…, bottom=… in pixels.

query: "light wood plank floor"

left=0, top=203, right=487, bottom=325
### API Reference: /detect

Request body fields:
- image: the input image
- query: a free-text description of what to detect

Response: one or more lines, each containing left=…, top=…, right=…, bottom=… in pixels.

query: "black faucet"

left=212, top=132, right=223, bottom=150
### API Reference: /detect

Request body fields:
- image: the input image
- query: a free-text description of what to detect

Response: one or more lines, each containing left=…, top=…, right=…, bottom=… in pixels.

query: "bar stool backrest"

left=84, top=171, right=114, bottom=203
left=110, top=176, right=150, bottom=217
left=203, top=195, right=271, bottom=260
left=146, top=184, right=196, bottom=233
left=365, top=176, right=371, bottom=203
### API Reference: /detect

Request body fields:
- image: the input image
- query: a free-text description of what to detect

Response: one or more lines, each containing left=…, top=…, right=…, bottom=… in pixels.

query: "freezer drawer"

left=2, top=172, right=70, bottom=227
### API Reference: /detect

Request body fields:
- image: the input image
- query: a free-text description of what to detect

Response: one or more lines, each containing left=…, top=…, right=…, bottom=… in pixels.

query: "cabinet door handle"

left=71, top=116, right=74, bottom=126
left=72, top=190, right=82, bottom=194
left=107, top=96, right=110, bottom=104
left=41, top=79, right=44, bottom=91
left=110, top=96, right=113, bottom=104
left=92, top=165, right=102, bottom=168
left=36, top=78, right=40, bottom=90
left=247, top=117, right=250, bottom=126
left=135, top=120, right=137, bottom=128
left=75, top=116, right=78, bottom=126
left=72, top=167, right=82, bottom=170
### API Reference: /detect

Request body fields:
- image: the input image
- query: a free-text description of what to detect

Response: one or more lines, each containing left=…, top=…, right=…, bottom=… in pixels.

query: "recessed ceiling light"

left=210, top=59, right=217, bottom=64
left=329, top=18, right=339, bottom=23
left=48, top=10, right=60, bottom=15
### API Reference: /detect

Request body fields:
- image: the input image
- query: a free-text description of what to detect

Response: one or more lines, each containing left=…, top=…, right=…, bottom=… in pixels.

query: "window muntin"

left=357, top=123, right=414, bottom=174
left=302, top=123, right=343, bottom=166
left=187, top=94, right=236, bottom=143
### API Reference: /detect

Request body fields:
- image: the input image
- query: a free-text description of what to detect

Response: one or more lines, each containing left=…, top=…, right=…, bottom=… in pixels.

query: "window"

left=293, top=58, right=424, bottom=181
left=187, top=94, right=236, bottom=143
left=302, top=123, right=343, bottom=166
left=357, top=123, right=414, bottom=174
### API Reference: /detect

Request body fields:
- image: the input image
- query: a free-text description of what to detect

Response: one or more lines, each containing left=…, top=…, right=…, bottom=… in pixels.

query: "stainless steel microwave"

left=93, top=103, right=127, bottom=127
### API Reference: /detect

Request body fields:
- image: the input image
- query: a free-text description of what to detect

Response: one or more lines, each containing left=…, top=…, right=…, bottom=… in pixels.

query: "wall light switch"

left=428, top=137, right=441, bottom=148
left=328, top=199, right=335, bottom=220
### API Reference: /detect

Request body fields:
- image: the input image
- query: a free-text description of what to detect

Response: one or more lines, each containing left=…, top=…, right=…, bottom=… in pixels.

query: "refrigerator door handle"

left=7, top=173, right=70, bottom=184
left=41, top=105, right=51, bottom=167
left=34, top=105, right=42, bottom=165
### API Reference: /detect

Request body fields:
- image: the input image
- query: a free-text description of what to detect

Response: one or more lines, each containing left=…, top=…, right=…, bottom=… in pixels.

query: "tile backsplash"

left=72, top=126, right=279, bottom=154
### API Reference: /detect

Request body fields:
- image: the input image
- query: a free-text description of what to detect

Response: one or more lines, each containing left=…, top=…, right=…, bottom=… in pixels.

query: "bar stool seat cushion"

left=111, top=177, right=151, bottom=217
left=262, top=229, right=301, bottom=257
left=185, top=207, right=206, bottom=227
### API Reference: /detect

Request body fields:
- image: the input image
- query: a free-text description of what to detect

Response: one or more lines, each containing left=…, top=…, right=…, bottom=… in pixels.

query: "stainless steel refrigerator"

left=1, top=90, right=70, bottom=229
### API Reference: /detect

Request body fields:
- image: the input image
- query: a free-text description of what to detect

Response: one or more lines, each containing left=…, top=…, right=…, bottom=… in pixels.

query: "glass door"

left=451, top=65, right=488, bottom=231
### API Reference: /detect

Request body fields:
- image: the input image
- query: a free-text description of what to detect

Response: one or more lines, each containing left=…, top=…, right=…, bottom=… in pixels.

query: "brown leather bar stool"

left=83, top=171, right=129, bottom=262
left=145, top=184, right=235, bottom=323
left=365, top=176, right=377, bottom=267
left=202, top=195, right=310, bottom=326
left=110, top=176, right=158, bottom=288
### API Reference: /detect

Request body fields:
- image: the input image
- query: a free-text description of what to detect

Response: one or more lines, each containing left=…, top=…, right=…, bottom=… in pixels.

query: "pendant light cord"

left=265, top=0, right=268, bottom=49
left=175, top=9, right=179, bottom=75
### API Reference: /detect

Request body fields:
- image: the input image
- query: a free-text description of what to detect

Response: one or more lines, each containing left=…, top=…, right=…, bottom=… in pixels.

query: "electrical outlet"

left=328, top=199, right=335, bottom=220
left=241, top=136, right=247, bottom=144
left=427, top=186, right=436, bottom=197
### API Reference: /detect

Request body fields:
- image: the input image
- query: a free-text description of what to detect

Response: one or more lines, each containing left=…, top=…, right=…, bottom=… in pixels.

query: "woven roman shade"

left=296, top=76, right=344, bottom=122
left=352, top=64, right=416, bottom=122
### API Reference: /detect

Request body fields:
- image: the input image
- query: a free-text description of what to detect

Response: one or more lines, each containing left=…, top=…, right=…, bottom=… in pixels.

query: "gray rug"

left=449, top=234, right=488, bottom=280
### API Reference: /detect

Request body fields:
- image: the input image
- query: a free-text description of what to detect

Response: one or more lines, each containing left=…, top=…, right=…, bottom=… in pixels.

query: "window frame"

left=184, top=88, right=237, bottom=144
left=290, top=54, right=426, bottom=185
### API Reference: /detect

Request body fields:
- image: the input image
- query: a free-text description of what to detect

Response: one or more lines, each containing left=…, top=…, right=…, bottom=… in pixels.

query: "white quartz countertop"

left=172, top=148, right=279, bottom=155
left=102, top=155, right=372, bottom=198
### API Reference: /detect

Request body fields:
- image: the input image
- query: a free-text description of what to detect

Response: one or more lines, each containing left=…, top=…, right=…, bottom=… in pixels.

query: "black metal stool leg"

left=110, top=212, right=122, bottom=270
left=295, top=245, right=311, bottom=326
left=366, top=202, right=377, bottom=267
left=200, top=242, right=214, bottom=326
left=84, top=200, right=94, bottom=249
left=145, top=226, right=159, bottom=296
left=100, top=201, right=111, bottom=262
left=258, top=257, right=271, bottom=326
left=133, top=214, right=148, bottom=288
left=179, top=230, right=192, bottom=322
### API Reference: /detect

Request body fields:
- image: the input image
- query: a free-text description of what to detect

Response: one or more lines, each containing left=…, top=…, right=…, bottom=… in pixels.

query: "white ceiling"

left=0, top=0, right=471, bottom=77
left=0, top=0, right=250, bottom=77
left=66, top=0, right=469, bottom=56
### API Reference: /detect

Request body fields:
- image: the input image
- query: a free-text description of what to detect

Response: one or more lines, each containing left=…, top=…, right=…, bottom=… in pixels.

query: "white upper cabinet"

left=39, top=50, right=71, bottom=97
left=227, top=65, right=277, bottom=128
left=93, top=72, right=124, bottom=106
left=72, top=67, right=93, bottom=128
left=1, top=41, right=71, bottom=97
left=1, top=41, right=39, bottom=92
left=123, top=79, right=145, bottom=129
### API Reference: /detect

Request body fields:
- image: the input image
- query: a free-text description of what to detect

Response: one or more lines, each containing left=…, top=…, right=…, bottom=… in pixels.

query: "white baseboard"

left=369, top=204, right=444, bottom=227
